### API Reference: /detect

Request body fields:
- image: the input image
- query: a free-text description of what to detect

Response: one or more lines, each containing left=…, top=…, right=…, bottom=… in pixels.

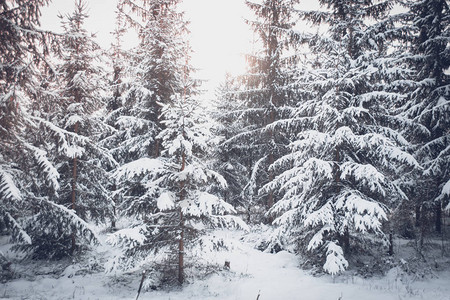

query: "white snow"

left=24, top=142, right=60, bottom=192
left=0, top=167, right=21, bottom=201
left=3, top=229, right=450, bottom=300
left=66, top=114, right=83, bottom=127
left=323, top=241, right=349, bottom=275
left=113, top=157, right=164, bottom=180
left=442, top=180, right=450, bottom=210
left=157, top=191, right=175, bottom=211
left=106, top=225, right=147, bottom=247
left=65, top=144, right=85, bottom=159
left=307, top=225, right=332, bottom=251
left=4, top=212, right=32, bottom=244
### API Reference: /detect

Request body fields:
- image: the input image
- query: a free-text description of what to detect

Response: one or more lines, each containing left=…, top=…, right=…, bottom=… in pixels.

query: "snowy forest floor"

left=1, top=227, right=450, bottom=300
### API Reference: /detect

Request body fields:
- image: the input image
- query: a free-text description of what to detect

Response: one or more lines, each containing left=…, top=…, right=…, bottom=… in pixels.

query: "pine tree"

left=57, top=0, right=113, bottom=223
left=264, top=0, right=420, bottom=274
left=101, top=3, right=129, bottom=230
left=108, top=0, right=193, bottom=158
left=104, top=0, right=188, bottom=283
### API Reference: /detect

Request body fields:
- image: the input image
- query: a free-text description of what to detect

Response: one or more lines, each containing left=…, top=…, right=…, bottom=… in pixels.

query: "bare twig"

left=135, top=270, right=146, bottom=300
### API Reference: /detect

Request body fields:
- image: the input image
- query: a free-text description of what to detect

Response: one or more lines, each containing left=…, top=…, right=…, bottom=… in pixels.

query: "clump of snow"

left=0, top=167, right=21, bottom=201
left=441, top=180, right=450, bottom=210
left=157, top=192, right=175, bottom=211
left=113, top=157, right=164, bottom=180
left=323, top=241, right=349, bottom=275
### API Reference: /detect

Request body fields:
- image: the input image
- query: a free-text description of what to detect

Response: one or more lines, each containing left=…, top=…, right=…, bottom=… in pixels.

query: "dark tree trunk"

left=343, top=227, right=350, bottom=255
left=267, top=152, right=274, bottom=210
left=388, top=231, right=394, bottom=256
left=415, top=204, right=421, bottom=227
left=178, top=210, right=184, bottom=285
left=178, top=151, right=186, bottom=285
left=435, top=201, right=442, bottom=233
left=154, top=139, right=160, bottom=157
left=71, top=121, right=79, bottom=254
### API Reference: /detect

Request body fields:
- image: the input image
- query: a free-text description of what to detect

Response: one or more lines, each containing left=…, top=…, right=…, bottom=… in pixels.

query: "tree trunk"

left=178, top=151, right=186, bottom=285
left=71, top=121, right=79, bottom=254
left=343, top=227, right=350, bottom=255
left=111, top=205, right=116, bottom=230
left=267, top=153, right=274, bottom=209
left=419, top=205, right=426, bottom=249
left=266, top=101, right=275, bottom=218
left=388, top=231, right=394, bottom=256
left=154, top=139, right=160, bottom=158
left=415, top=204, right=421, bottom=227
left=111, top=184, right=117, bottom=230
left=435, top=201, right=442, bottom=233
left=178, top=209, right=184, bottom=285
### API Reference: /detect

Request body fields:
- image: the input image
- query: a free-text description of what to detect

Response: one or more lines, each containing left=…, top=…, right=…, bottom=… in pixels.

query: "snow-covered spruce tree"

left=105, top=0, right=246, bottom=287
left=399, top=0, right=450, bottom=238
left=107, top=3, right=127, bottom=116
left=159, top=90, right=248, bottom=284
left=102, top=0, right=183, bottom=269
left=56, top=0, right=114, bottom=224
left=21, top=0, right=114, bottom=258
left=102, top=0, right=191, bottom=212
left=218, top=0, right=300, bottom=221
left=212, top=75, right=254, bottom=220
left=0, top=0, right=65, bottom=251
left=264, top=0, right=420, bottom=275
left=101, top=0, right=191, bottom=233
left=105, top=0, right=193, bottom=162
left=101, top=3, right=129, bottom=230
left=107, top=92, right=247, bottom=287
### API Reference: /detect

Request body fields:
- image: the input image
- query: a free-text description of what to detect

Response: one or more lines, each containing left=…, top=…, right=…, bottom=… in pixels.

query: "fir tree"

left=103, top=0, right=192, bottom=169
left=102, top=0, right=192, bottom=235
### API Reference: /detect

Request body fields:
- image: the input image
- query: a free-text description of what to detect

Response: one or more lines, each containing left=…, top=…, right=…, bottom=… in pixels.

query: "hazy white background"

left=40, top=0, right=254, bottom=96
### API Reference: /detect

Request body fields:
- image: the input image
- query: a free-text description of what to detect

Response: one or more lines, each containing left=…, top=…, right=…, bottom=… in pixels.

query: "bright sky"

left=40, top=0, right=254, bottom=97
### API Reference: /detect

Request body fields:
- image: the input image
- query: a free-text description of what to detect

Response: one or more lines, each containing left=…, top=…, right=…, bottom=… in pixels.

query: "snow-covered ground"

left=2, top=230, right=450, bottom=300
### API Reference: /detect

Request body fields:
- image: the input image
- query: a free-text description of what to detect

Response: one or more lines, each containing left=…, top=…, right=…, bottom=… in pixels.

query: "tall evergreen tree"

left=107, top=0, right=193, bottom=160
left=400, top=0, right=450, bottom=237
left=105, top=0, right=247, bottom=286
left=213, top=75, right=252, bottom=219
left=24, top=0, right=114, bottom=257
left=218, top=0, right=300, bottom=220
left=100, top=2, right=129, bottom=230
left=103, top=0, right=192, bottom=230
left=57, top=0, right=113, bottom=222
left=0, top=0, right=57, bottom=248
left=107, top=91, right=247, bottom=287
left=264, top=0, right=420, bottom=274
left=107, top=63, right=246, bottom=288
